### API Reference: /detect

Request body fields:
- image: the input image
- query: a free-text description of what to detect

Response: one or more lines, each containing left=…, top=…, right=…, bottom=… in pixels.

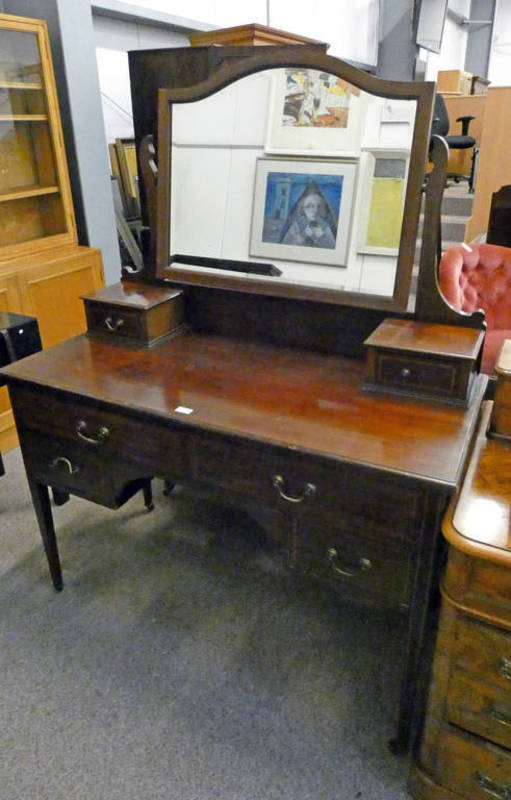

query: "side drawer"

left=447, top=669, right=511, bottom=751
left=376, top=352, right=458, bottom=396
left=191, top=433, right=422, bottom=540
left=84, top=303, right=145, bottom=340
left=451, top=616, right=511, bottom=690
left=433, top=727, right=511, bottom=800
left=290, top=520, right=413, bottom=607
left=19, top=429, right=148, bottom=507
left=9, top=385, right=187, bottom=476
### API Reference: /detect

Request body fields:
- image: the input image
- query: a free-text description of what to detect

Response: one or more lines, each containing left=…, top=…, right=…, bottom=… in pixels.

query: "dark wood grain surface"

left=0, top=331, right=486, bottom=488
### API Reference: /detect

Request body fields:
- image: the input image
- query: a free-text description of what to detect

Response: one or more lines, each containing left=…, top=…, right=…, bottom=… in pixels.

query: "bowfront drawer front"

left=445, top=549, right=511, bottom=625
left=451, top=616, right=511, bottom=690
left=191, top=433, right=422, bottom=540
left=434, top=728, right=511, bottom=800
left=447, top=669, right=511, bottom=751
left=376, top=352, right=459, bottom=397
left=10, top=385, right=187, bottom=476
left=291, top=522, right=413, bottom=607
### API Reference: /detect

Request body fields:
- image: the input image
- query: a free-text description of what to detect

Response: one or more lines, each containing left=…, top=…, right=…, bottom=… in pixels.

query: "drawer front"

left=447, top=670, right=511, bottom=750
left=85, top=302, right=145, bottom=340
left=10, top=385, right=187, bottom=476
left=20, top=429, right=127, bottom=506
left=191, top=434, right=422, bottom=540
left=377, top=353, right=458, bottom=396
left=434, top=728, right=511, bottom=799
left=452, top=616, right=511, bottom=691
left=445, top=550, right=511, bottom=625
left=291, top=521, right=413, bottom=607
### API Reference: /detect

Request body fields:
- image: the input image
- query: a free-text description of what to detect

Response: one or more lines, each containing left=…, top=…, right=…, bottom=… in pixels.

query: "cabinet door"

left=0, top=271, right=23, bottom=450
left=16, top=248, right=104, bottom=347
left=0, top=14, right=76, bottom=259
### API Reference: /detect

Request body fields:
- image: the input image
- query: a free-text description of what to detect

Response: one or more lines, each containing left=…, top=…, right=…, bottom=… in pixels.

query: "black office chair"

left=431, top=93, right=477, bottom=191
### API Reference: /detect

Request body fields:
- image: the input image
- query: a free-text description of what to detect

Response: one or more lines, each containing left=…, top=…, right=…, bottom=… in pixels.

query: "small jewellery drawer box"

left=364, top=318, right=485, bottom=406
left=82, top=281, right=185, bottom=346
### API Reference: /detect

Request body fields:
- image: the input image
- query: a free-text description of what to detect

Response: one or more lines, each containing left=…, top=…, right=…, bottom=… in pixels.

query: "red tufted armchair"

left=438, top=242, right=511, bottom=374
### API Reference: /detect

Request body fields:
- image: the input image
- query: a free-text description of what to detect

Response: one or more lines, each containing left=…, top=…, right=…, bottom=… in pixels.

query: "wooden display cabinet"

left=0, top=13, right=104, bottom=453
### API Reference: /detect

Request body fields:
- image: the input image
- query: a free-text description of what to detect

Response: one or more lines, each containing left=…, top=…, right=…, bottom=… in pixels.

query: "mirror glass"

left=161, top=66, right=427, bottom=311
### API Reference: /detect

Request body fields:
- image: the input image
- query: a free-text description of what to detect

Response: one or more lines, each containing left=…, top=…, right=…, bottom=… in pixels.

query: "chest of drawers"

left=410, top=403, right=511, bottom=799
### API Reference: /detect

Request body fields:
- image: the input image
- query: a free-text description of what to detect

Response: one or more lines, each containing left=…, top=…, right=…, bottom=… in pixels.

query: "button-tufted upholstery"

left=438, top=242, right=511, bottom=374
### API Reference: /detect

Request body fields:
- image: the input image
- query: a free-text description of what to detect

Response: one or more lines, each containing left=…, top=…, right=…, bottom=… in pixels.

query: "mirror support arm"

left=414, top=135, right=485, bottom=329
left=122, top=134, right=159, bottom=282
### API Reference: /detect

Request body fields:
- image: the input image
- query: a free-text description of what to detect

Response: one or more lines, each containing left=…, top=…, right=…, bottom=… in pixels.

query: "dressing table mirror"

left=0, top=37, right=491, bottom=761
left=152, top=49, right=433, bottom=314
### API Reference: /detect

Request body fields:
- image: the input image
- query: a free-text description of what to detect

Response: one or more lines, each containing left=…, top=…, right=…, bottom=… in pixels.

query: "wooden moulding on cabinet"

left=188, top=23, right=328, bottom=48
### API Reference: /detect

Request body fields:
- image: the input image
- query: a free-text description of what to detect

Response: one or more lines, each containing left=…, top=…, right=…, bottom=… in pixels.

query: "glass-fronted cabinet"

left=0, top=14, right=76, bottom=257
left=0, top=13, right=104, bottom=454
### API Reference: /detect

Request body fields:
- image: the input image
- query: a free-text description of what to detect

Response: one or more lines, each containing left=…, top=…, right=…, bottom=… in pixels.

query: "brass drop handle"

left=500, top=657, right=511, bottom=680
left=76, top=420, right=110, bottom=445
left=104, top=316, right=124, bottom=332
left=327, top=547, right=372, bottom=577
left=490, top=708, right=511, bottom=729
left=271, top=475, right=316, bottom=504
left=476, top=771, right=511, bottom=799
left=50, top=456, right=79, bottom=475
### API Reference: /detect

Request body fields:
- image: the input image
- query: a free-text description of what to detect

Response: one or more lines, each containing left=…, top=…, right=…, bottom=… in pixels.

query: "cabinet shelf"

left=0, top=81, right=42, bottom=90
left=0, top=113, right=47, bottom=121
left=0, top=184, right=59, bottom=202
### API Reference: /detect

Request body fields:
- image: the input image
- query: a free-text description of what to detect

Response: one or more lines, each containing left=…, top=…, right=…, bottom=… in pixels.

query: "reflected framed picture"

left=250, top=157, right=357, bottom=267
left=358, top=149, right=410, bottom=256
left=265, top=68, right=366, bottom=156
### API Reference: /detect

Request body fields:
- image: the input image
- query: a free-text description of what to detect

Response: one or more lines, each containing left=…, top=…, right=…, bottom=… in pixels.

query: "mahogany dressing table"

left=0, top=43, right=490, bottom=754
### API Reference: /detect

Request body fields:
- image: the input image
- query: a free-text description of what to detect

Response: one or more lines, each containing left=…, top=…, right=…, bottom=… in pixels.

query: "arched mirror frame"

left=153, top=48, right=435, bottom=314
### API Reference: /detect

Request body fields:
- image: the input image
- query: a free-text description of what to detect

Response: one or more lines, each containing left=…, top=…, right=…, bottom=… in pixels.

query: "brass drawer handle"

left=272, top=475, right=316, bottom=504
left=400, top=367, right=411, bottom=379
left=104, top=316, right=124, bottom=332
left=327, top=547, right=372, bottom=577
left=500, top=657, right=511, bottom=680
left=76, top=420, right=110, bottom=445
left=476, top=771, right=511, bottom=799
left=49, top=457, right=79, bottom=475
left=491, top=708, right=511, bottom=729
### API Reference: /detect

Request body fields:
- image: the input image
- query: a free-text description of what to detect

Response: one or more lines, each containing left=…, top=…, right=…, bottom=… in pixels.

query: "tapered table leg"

left=28, top=479, right=63, bottom=591
left=143, top=480, right=154, bottom=511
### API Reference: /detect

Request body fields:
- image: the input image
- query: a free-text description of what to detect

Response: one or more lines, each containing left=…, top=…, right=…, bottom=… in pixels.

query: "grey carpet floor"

left=1, top=446, right=413, bottom=800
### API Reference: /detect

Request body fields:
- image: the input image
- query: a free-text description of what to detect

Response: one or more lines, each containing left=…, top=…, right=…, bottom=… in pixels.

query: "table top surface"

left=444, top=402, right=511, bottom=564
left=0, top=331, right=488, bottom=488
